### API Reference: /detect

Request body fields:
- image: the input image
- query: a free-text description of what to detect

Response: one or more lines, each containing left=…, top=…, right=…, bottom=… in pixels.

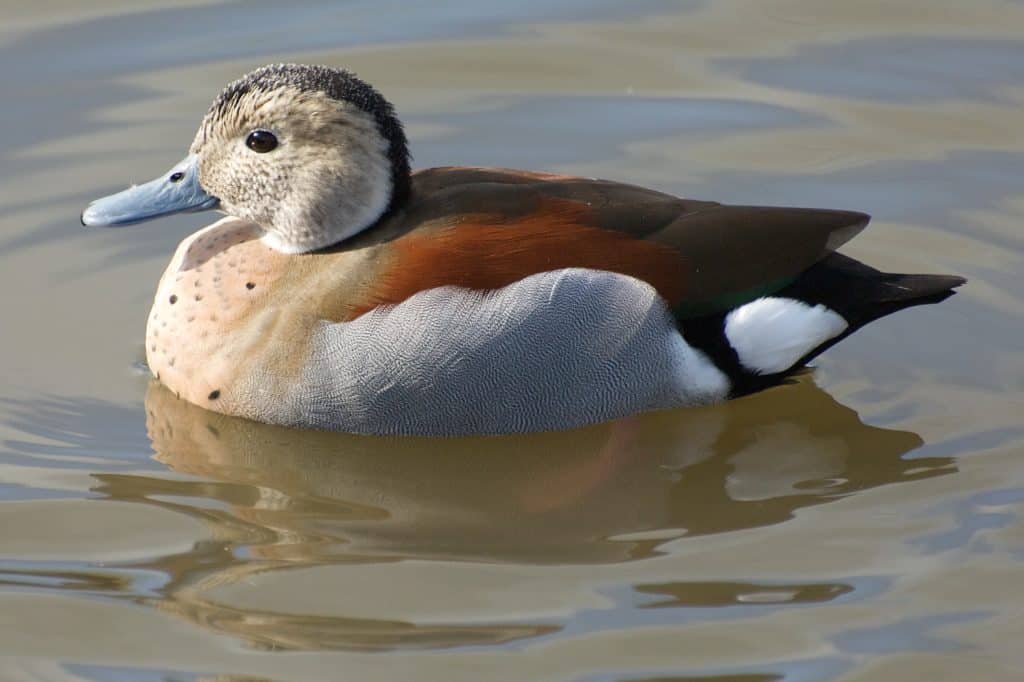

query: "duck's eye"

left=245, top=130, right=278, bottom=153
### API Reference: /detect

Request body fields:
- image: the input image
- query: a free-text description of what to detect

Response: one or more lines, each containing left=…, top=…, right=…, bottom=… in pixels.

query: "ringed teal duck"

left=82, top=64, right=964, bottom=436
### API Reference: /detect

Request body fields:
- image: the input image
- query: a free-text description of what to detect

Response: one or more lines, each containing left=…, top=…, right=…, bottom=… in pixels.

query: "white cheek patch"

left=725, top=297, right=848, bottom=375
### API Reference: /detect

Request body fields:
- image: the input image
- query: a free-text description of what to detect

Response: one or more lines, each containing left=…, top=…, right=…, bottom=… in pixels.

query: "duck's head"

left=82, top=63, right=410, bottom=253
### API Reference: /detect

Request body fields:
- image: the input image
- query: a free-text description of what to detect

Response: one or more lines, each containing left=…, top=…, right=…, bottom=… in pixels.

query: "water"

left=1, top=1, right=1022, bottom=680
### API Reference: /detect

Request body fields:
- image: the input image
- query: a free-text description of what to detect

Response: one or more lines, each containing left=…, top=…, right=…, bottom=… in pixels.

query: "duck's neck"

left=259, top=164, right=403, bottom=255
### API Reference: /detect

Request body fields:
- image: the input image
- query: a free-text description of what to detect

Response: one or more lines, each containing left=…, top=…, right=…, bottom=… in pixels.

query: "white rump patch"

left=724, top=297, right=848, bottom=375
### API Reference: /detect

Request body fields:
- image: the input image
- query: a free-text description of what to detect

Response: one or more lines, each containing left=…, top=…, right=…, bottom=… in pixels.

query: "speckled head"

left=82, top=64, right=410, bottom=253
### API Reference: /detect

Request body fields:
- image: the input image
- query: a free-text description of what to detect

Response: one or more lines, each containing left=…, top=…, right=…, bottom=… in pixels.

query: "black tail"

left=778, top=252, right=965, bottom=366
left=680, top=253, right=965, bottom=397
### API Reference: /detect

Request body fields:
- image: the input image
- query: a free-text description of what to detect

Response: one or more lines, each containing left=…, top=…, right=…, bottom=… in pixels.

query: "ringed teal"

left=82, top=64, right=964, bottom=435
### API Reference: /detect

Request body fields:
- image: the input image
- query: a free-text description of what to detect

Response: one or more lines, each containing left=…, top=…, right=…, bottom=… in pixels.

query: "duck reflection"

left=87, top=377, right=954, bottom=651
left=133, top=376, right=952, bottom=563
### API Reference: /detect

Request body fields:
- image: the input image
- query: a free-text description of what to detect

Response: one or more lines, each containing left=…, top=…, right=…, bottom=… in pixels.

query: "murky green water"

left=1, top=1, right=1022, bottom=680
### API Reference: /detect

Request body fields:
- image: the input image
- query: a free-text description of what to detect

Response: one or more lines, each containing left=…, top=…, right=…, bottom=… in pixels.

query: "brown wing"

left=355, top=167, right=869, bottom=318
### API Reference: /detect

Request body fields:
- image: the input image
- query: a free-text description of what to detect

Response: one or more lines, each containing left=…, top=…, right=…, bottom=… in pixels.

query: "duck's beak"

left=81, top=154, right=220, bottom=227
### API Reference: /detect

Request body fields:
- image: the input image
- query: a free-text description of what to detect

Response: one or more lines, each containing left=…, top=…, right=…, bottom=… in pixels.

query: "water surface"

left=1, top=1, right=1023, bottom=680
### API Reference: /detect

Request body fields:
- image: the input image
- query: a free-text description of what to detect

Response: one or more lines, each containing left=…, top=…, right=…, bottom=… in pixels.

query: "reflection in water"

left=0, top=567, right=131, bottom=595
left=63, top=378, right=955, bottom=651
left=618, top=671, right=778, bottom=675
left=158, top=599, right=557, bottom=652
left=634, top=580, right=853, bottom=609
left=139, top=376, right=950, bottom=562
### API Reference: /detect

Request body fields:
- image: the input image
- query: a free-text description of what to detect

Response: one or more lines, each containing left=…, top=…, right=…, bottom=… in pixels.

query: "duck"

left=81, top=63, right=964, bottom=436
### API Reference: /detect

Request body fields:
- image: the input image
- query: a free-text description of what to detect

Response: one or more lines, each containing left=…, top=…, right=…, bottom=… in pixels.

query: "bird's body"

left=84, top=64, right=964, bottom=435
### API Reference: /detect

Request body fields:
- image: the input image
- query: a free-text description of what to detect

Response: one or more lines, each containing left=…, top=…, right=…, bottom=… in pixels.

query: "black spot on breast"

left=169, top=294, right=178, bottom=304
left=246, top=282, right=255, bottom=290
left=208, top=389, right=221, bottom=400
